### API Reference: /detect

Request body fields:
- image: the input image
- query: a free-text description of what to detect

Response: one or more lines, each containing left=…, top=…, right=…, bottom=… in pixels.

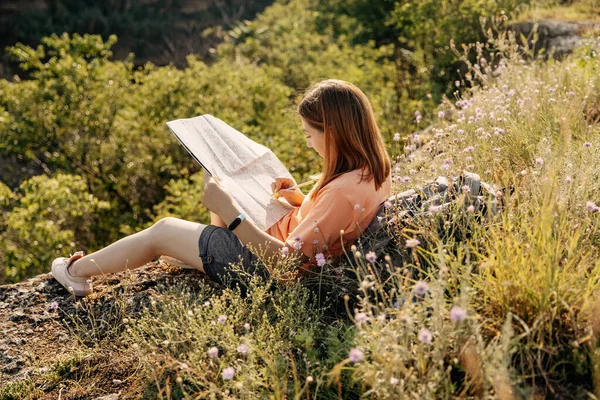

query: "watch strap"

left=227, top=213, right=247, bottom=231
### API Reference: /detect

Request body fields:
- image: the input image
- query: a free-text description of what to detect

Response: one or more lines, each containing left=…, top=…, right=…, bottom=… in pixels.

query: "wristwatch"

left=227, top=213, right=247, bottom=231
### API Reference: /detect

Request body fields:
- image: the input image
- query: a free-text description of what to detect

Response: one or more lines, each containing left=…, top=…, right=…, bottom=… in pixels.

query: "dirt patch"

left=0, top=260, right=216, bottom=398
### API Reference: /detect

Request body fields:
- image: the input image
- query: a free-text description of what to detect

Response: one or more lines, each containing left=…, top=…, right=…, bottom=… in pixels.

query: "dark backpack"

left=350, top=172, right=502, bottom=267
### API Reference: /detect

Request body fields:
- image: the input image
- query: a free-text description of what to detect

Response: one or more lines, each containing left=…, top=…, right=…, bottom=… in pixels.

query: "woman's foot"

left=51, top=251, right=93, bottom=296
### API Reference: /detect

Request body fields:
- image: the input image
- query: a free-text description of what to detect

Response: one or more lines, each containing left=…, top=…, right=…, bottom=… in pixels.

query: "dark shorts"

left=198, top=225, right=270, bottom=291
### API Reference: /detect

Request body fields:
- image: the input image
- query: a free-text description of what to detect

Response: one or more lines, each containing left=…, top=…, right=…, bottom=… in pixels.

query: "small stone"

left=92, top=394, right=120, bottom=400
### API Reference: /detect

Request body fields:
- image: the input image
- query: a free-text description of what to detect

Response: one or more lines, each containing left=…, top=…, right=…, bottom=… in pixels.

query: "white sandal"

left=51, top=251, right=93, bottom=296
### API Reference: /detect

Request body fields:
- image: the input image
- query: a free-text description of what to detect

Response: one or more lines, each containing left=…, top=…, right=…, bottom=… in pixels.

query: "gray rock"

left=8, top=311, right=27, bottom=323
left=508, top=20, right=600, bottom=58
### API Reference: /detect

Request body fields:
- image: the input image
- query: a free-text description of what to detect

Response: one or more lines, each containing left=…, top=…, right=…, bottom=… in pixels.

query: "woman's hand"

left=272, top=177, right=305, bottom=207
left=202, top=177, right=235, bottom=217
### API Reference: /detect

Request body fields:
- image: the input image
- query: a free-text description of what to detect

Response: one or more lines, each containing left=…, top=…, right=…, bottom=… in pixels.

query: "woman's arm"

left=219, top=202, right=286, bottom=261
left=202, top=177, right=288, bottom=269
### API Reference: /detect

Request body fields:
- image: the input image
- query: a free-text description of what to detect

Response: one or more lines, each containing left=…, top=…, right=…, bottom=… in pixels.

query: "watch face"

left=228, top=213, right=246, bottom=230
left=229, top=217, right=241, bottom=230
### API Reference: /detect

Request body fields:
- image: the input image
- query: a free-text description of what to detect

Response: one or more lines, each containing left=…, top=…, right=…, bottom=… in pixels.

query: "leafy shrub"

left=0, top=174, right=111, bottom=283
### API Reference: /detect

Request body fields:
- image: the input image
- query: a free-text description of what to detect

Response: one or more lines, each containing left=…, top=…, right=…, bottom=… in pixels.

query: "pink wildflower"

left=348, top=348, right=364, bottom=363
left=413, top=281, right=429, bottom=296
left=222, top=366, right=235, bottom=380
left=450, top=306, right=467, bottom=322
left=315, top=253, right=326, bottom=267
left=418, top=328, right=433, bottom=344
left=365, top=251, right=377, bottom=263
left=208, top=346, right=219, bottom=358
left=586, top=201, right=598, bottom=212
left=405, top=238, right=420, bottom=248
left=237, top=344, right=249, bottom=355
left=355, top=312, right=369, bottom=323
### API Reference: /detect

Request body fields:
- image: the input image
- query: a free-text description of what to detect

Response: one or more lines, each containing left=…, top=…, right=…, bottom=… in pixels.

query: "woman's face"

left=301, top=117, right=326, bottom=158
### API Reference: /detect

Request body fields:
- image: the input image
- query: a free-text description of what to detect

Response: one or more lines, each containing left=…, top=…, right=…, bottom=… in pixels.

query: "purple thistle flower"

left=565, top=175, right=572, bottom=185
left=586, top=201, right=598, bottom=212
left=384, top=200, right=392, bottom=208
left=365, top=251, right=377, bottom=263
left=208, top=346, right=219, bottom=358
left=280, top=247, right=289, bottom=256
left=415, top=110, right=422, bottom=124
left=393, top=132, right=401, bottom=141
left=418, top=328, right=432, bottom=344
left=354, top=203, right=361, bottom=210
left=217, top=315, right=227, bottom=324
left=315, top=253, right=326, bottom=267
left=584, top=142, right=592, bottom=148
left=294, top=236, right=301, bottom=241
left=293, top=240, right=304, bottom=250
left=348, top=348, right=364, bottom=363
left=413, top=281, right=429, bottom=296
left=535, top=157, right=544, bottom=166
left=237, top=344, right=249, bottom=355
left=450, top=306, right=467, bottom=322
left=49, top=301, right=59, bottom=311
left=355, top=312, right=369, bottom=323
left=222, top=366, right=235, bottom=380
left=438, top=111, right=445, bottom=118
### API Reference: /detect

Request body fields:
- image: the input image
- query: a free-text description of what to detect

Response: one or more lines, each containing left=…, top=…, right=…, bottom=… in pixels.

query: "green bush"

left=0, top=174, right=111, bottom=283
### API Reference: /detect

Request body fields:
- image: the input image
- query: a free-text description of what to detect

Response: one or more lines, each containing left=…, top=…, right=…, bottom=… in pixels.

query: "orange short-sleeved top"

left=267, top=168, right=392, bottom=260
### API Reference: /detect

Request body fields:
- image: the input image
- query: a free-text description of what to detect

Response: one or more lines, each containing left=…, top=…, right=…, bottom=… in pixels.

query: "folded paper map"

left=166, top=114, right=296, bottom=231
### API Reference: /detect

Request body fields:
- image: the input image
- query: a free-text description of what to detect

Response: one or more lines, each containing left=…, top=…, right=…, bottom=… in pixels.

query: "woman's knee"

left=147, top=217, right=179, bottom=249
left=150, top=217, right=181, bottom=237
left=147, top=217, right=205, bottom=259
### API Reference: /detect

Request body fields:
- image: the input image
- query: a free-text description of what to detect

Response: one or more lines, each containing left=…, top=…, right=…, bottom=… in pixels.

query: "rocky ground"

left=0, top=260, right=217, bottom=399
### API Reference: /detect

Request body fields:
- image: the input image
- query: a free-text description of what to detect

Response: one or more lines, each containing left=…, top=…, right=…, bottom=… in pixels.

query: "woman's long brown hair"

left=297, top=79, right=391, bottom=200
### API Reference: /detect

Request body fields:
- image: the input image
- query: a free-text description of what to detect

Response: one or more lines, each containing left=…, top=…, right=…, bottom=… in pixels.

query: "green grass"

left=0, top=380, right=41, bottom=400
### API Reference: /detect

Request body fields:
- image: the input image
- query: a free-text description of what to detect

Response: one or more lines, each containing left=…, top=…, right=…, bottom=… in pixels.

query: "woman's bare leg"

left=68, top=217, right=207, bottom=277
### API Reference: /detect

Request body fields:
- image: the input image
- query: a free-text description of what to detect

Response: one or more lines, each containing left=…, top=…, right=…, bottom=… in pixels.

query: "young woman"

left=51, top=79, right=392, bottom=296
